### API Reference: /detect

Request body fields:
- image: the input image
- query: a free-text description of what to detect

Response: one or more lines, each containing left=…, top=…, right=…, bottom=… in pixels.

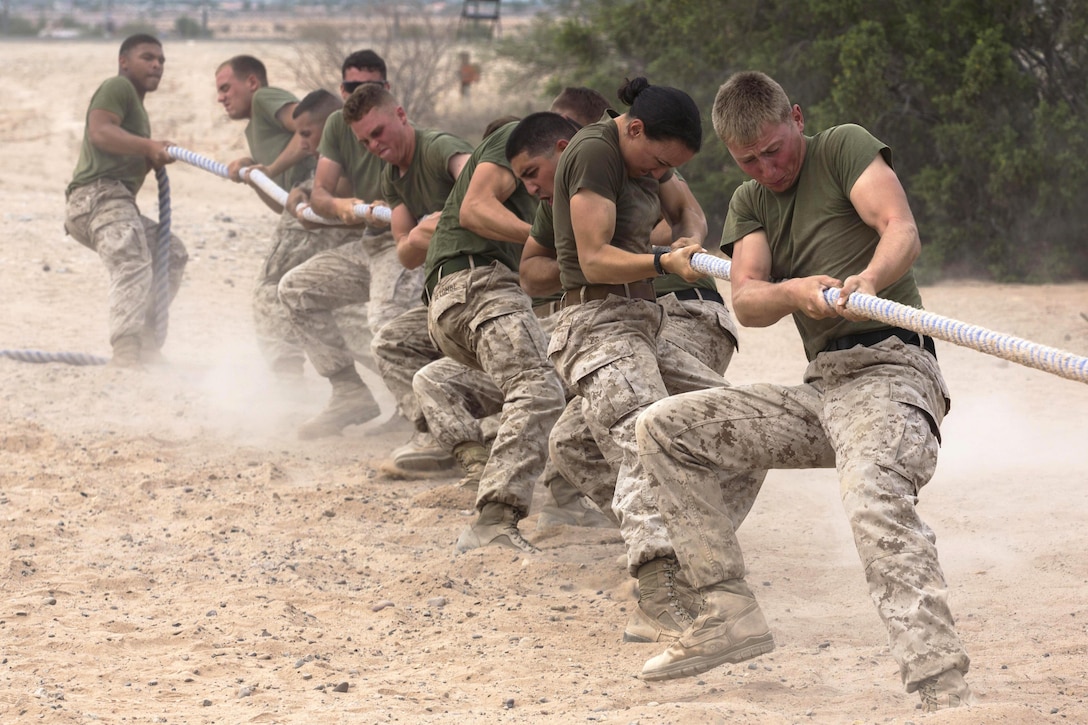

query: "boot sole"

left=622, top=629, right=681, bottom=644
left=640, top=634, right=775, bottom=681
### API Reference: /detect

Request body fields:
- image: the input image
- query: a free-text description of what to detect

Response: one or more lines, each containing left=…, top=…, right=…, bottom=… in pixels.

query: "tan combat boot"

left=536, top=475, right=616, bottom=529
left=452, top=441, right=489, bottom=491
left=623, top=557, right=700, bottom=643
left=298, top=367, right=381, bottom=440
left=640, top=578, right=775, bottom=681
left=919, top=668, right=973, bottom=711
left=455, top=501, right=539, bottom=555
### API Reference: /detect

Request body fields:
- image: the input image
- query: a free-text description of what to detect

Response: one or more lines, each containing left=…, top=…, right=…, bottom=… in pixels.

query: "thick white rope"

left=687, top=252, right=1088, bottom=385
left=166, top=146, right=391, bottom=224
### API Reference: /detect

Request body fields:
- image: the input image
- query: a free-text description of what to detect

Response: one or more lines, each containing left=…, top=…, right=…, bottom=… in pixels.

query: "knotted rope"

left=166, top=146, right=392, bottom=224
left=686, top=252, right=1088, bottom=385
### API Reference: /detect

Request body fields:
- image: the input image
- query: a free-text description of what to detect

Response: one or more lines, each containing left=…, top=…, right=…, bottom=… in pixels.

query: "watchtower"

left=459, top=0, right=501, bottom=39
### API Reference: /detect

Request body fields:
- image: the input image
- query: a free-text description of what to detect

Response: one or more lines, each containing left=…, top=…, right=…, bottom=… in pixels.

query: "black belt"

left=424, top=254, right=497, bottom=300
left=667, top=288, right=723, bottom=304
left=824, top=327, right=936, bottom=358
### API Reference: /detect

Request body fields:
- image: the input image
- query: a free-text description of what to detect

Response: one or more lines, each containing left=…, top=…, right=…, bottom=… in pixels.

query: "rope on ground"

left=166, top=145, right=392, bottom=225
left=2, top=169, right=177, bottom=367
left=688, top=252, right=1088, bottom=385
left=0, top=350, right=108, bottom=366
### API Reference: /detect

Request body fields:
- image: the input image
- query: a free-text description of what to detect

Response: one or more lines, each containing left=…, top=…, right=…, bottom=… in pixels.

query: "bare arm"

left=730, top=230, right=841, bottom=327
left=309, top=156, right=367, bottom=225
left=447, top=152, right=470, bottom=183
left=836, top=155, right=920, bottom=319
left=658, top=175, right=707, bottom=246
left=459, top=162, right=531, bottom=244
left=87, top=108, right=172, bottom=169
left=571, top=189, right=701, bottom=284
left=519, top=236, right=562, bottom=296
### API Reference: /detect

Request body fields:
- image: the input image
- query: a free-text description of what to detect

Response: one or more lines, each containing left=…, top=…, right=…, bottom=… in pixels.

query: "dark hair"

left=220, top=55, right=268, bottom=87
left=342, top=83, right=397, bottom=124
left=550, top=86, right=612, bottom=128
left=482, top=115, right=520, bottom=140
left=342, top=49, right=387, bottom=80
left=505, top=111, right=581, bottom=161
left=293, top=88, right=342, bottom=120
left=617, top=77, right=702, bottom=152
left=119, top=34, right=160, bottom=56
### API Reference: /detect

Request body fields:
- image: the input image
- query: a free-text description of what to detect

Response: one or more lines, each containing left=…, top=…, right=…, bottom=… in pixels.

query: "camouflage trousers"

left=636, top=336, right=970, bottom=691
left=549, top=294, right=758, bottom=574
left=279, top=229, right=422, bottom=378
left=253, top=208, right=359, bottom=373
left=413, top=300, right=564, bottom=453
left=549, top=295, right=735, bottom=575
left=65, top=178, right=188, bottom=347
left=372, top=304, right=443, bottom=428
left=427, top=263, right=566, bottom=516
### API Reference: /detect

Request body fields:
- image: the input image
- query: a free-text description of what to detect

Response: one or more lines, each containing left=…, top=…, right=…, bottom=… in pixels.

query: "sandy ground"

left=2, top=40, right=1088, bottom=724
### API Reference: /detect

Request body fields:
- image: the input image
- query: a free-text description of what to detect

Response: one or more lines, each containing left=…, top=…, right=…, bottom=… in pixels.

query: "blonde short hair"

left=712, top=71, right=792, bottom=146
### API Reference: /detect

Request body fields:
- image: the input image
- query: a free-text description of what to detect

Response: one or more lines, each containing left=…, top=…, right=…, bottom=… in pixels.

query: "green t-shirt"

left=552, top=117, right=669, bottom=291
left=317, top=109, right=384, bottom=201
left=381, top=128, right=474, bottom=220
left=244, top=86, right=315, bottom=190
left=722, top=124, right=924, bottom=360
left=531, top=202, right=715, bottom=296
left=68, top=76, right=150, bottom=195
left=424, top=122, right=537, bottom=289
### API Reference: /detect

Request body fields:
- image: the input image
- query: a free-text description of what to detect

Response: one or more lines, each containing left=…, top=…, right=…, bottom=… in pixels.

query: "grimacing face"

left=349, top=104, right=409, bottom=167
left=121, top=42, right=165, bottom=95
left=725, top=105, right=807, bottom=193
left=215, top=65, right=256, bottom=120
left=510, top=147, right=563, bottom=204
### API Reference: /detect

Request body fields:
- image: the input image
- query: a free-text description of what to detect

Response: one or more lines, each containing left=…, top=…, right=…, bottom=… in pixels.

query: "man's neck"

left=396, top=125, right=417, bottom=175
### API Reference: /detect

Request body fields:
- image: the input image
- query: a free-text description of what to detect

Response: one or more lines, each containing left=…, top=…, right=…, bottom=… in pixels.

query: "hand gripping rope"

left=685, top=251, right=1088, bottom=385
left=165, top=146, right=392, bottom=224
left=1, top=169, right=175, bottom=367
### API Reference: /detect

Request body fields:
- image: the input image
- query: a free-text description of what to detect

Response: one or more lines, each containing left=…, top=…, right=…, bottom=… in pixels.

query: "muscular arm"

left=837, top=155, right=920, bottom=318
left=87, top=108, right=171, bottom=168
left=658, top=175, right=707, bottom=245
left=519, top=236, right=561, bottom=296
left=730, top=230, right=844, bottom=327
left=309, top=156, right=366, bottom=225
left=261, top=103, right=309, bottom=181
left=447, top=152, right=470, bottom=184
left=459, top=162, right=531, bottom=244
left=392, top=205, right=432, bottom=269
left=571, top=189, right=702, bottom=284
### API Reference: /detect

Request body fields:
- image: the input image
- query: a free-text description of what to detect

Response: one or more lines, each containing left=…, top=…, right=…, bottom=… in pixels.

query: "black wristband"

left=653, top=248, right=666, bottom=276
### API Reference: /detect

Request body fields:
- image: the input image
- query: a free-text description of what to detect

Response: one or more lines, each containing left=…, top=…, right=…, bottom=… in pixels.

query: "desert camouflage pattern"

left=253, top=204, right=358, bottom=373
left=372, top=304, right=443, bottom=428
left=278, top=227, right=424, bottom=378
left=636, top=336, right=970, bottom=690
left=548, top=296, right=731, bottom=574
left=65, top=178, right=188, bottom=346
left=428, top=264, right=566, bottom=516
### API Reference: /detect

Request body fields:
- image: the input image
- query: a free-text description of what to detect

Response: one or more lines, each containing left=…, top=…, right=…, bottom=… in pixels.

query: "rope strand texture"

left=686, top=252, right=1088, bottom=385
left=166, top=146, right=392, bottom=225
left=151, top=167, right=171, bottom=348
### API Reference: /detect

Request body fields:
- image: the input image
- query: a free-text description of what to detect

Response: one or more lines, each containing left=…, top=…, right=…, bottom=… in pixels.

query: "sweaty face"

left=349, top=105, right=408, bottom=166
left=294, top=111, right=323, bottom=156
left=726, top=107, right=807, bottom=193
left=215, top=66, right=254, bottom=120
left=120, top=43, right=165, bottom=95
left=622, top=125, right=695, bottom=179
left=511, top=148, right=561, bottom=204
